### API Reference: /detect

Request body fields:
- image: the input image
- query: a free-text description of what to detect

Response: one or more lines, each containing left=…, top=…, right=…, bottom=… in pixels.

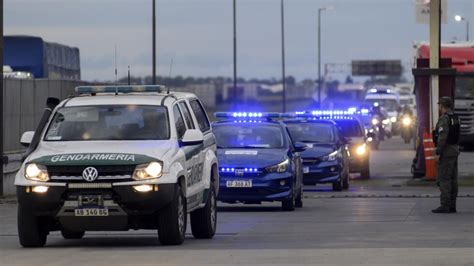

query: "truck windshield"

left=213, top=124, right=285, bottom=149
left=456, top=76, right=474, bottom=99
left=44, top=105, right=169, bottom=141
left=365, top=99, right=398, bottom=111
left=285, top=122, right=335, bottom=143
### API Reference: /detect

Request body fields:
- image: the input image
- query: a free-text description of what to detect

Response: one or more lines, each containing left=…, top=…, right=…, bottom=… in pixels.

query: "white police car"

left=15, top=85, right=218, bottom=247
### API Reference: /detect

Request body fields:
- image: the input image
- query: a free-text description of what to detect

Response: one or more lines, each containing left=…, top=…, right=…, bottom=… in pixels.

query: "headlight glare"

left=133, top=161, right=163, bottom=180
left=356, top=144, right=367, bottom=155
left=390, top=117, right=397, bottom=123
left=371, top=119, right=379, bottom=125
left=266, top=159, right=289, bottom=173
left=402, top=117, right=412, bottom=126
left=25, top=163, right=49, bottom=182
left=382, top=119, right=390, bottom=125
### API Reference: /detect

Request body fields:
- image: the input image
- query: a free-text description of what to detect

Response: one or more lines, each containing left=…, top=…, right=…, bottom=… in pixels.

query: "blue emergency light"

left=220, top=167, right=260, bottom=173
left=215, top=112, right=281, bottom=119
left=75, top=85, right=166, bottom=94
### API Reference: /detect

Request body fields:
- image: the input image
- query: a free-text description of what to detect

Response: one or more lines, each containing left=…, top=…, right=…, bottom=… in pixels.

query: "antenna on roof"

left=114, top=44, right=118, bottom=95
left=167, top=58, right=174, bottom=94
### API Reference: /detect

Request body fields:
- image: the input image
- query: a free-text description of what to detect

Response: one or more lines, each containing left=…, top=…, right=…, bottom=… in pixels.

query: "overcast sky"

left=4, top=0, right=474, bottom=81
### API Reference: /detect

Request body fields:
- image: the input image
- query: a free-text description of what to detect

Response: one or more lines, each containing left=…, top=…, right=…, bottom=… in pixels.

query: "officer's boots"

left=432, top=206, right=451, bottom=213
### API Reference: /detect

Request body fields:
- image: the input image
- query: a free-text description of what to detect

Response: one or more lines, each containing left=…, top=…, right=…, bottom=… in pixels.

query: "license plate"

left=303, top=167, right=309, bottom=174
left=226, top=180, right=252, bottom=188
left=74, top=208, right=109, bottom=217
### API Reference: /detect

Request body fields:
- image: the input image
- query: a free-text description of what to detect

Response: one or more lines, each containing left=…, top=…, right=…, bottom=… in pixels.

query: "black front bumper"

left=16, top=184, right=175, bottom=231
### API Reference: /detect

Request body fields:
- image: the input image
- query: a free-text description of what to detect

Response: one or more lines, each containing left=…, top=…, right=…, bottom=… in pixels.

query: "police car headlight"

left=133, top=162, right=163, bottom=180
left=266, top=159, right=289, bottom=173
left=322, top=151, right=338, bottom=162
left=356, top=144, right=367, bottom=156
left=371, top=119, right=379, bottom=125
left=25, top=163, right=49, bottom=182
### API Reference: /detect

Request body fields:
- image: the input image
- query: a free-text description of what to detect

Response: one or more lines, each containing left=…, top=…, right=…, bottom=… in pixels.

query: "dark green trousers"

left=436, top=157, right=458, bottom=208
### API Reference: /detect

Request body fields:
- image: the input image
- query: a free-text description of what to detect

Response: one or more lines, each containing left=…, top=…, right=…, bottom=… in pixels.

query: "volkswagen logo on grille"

left=82, top=167, right=98, bottom=182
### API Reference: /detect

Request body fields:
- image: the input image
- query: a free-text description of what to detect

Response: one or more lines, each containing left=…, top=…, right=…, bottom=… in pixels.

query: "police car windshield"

left=286, top=122, right=335, bottom=143
left=213, top=124, right=285, bottom=149
left=335, top=120, right=364, bottom=138
left=44, top=105, right=170, bottom=141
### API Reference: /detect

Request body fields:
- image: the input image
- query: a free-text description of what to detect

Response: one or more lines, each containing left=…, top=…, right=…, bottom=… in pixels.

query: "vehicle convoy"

left=333, top=116, right=371, bottom=179
left=413, top=42, right=474, bottom=150
left=4, top=35, right=81, bottom=80
left=212, top=112, right=304, bottom=211
left=15, top=85, right=218, bottom=247
left=283, top=112, right=350, bottom=191
left=364, top=86, right=400, bottom=137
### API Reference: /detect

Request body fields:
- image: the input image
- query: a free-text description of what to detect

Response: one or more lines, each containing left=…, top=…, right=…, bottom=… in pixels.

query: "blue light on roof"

left=75, top=85, right=165, bottom=94
left=215, top=112, right=280, bottom=119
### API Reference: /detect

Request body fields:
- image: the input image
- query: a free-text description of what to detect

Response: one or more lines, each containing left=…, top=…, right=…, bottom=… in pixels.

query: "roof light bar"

left=75, top=85, right=166, bottom=94
left=215, top=112, right=281, bottom=119
left=220, top=167, right=259, bottom=173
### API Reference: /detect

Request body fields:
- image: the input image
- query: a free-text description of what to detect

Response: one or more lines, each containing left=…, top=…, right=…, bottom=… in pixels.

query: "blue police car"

left=212, top=112, right=305, bottom=211
left=283, top=112, right=350, bottom=191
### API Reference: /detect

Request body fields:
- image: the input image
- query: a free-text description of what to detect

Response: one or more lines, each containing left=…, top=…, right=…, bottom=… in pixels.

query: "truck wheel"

left=158, top=184, right=187, bottom=245
left=342, top=173, right=349, bottom=189
left=191, top=185, right=217, bottom=239
left=18, top=204, right=47, bottom=248
left=295, top=186, right=303, bottom=208
left=282, top=189, right=295, bottom=211
left=332, top=179, right=343, bottom=191
left=361, top=166, right=370, bottom=179
left=61, top=230, right=85, bottom=239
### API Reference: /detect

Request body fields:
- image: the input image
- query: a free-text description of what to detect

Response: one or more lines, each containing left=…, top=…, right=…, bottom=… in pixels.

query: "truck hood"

left=26, top=140, right=177, bottom=166
left=217, top=149, right=287, bottom=168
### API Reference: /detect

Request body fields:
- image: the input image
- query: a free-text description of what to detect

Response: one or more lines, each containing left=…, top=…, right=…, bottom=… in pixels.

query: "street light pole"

left=455, top=15, right=470, bottom=42
left=281, top=0, right=286, bottom=113
left=317, top=6, right=334, bottom=108
left=152, top=0, right=157, bottom=84
left=233, top=0, right=237, bottom=91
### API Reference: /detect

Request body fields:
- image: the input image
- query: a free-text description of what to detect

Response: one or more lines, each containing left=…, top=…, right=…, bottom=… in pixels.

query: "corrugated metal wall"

left=2, top=79, right=87, bottom=153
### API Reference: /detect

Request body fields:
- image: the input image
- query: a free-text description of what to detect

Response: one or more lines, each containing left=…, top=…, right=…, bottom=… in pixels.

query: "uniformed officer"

left=432, top=97, right=461, bottom=214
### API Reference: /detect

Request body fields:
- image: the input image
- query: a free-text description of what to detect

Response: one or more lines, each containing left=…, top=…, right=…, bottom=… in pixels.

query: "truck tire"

left=18, top=204, right=47, bottom=248
left=191, top=185, right=217, bottom=239
left=282, top=189, right=295, bottom=211
left=332, top=179, right=343, bottom=191
left=158, top=184, right=187, bottom=245
left=61, top=230, right=85, bottom=239
left=361, top=165, right=370, bottom=179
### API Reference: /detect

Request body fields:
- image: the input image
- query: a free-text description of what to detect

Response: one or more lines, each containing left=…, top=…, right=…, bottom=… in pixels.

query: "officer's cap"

left=438, top=97, right=453, bottom=108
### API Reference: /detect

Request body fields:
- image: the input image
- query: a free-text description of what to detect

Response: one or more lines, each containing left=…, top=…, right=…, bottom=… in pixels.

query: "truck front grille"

left=455, top=106, right=474, bottom=135
left=47, top=165, right=136, bottom=182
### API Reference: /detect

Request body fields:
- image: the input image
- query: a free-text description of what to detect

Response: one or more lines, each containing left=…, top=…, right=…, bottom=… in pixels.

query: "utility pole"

left=233, top=0, right=237, bottom=92
left=317, top=8, right=322, bottom=108
left=281, top=0, right=286, bottom=113
left=0, top=0, right=4, bottom=196
left=152, top=0, right=157, bottom=85
left=429, top=0, right=441, bottom=129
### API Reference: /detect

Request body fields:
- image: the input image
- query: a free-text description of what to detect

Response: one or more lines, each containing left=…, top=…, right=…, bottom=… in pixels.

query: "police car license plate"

left=74, top=208, right=109, bottom=217
left=226, top=180, right=252, bottom=188
left=303, top=167, right=309, bottom=174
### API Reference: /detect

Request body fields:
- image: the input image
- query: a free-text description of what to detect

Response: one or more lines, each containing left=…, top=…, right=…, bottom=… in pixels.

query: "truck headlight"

left=266, top=159, right=289, bottom=173
left=356, top=144, right=367, bottom=156
left=133, top=162, right=163, bottom=180
left=25, top=163, right=49, bottom=182
left=322, top=150, right=338, bottom=162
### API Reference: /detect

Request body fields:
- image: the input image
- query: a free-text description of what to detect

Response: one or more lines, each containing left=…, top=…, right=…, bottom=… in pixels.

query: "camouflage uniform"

left=435, top=111, right=460, bottom=212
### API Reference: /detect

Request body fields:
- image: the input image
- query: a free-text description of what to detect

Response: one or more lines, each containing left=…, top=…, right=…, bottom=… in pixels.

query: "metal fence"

left=2, top=78, right=87, bottom=153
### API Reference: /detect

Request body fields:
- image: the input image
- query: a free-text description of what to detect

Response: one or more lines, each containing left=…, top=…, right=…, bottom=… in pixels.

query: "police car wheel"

left=191, top=184, right=217, bottom=239
left=18, top=204, right=47, bottom=247
left=282, top=190, right=295, bottom=211
left=332, top=179, right=343, bottom=191
left=61, top=230, right=85, bottom=240
left=158, top=184, right=187, bottom=245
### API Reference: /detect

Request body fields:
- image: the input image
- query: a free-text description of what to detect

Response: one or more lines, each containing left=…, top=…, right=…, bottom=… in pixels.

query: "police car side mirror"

left=181, top=129, right=204, bottom=146
left=20, top=131, right=35, bottom=147
left=293, top=142, right=308, bottom=152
